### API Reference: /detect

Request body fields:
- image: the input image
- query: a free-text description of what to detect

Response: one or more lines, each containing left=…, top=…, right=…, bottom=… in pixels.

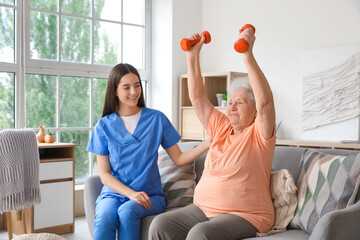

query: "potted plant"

left=220, top=90, right=227, bottom=107
left=44, top=130, right=55, bottom=143
left=221, top=90, right=227, bottom=101
left=216, top=90, right=228, bottom=106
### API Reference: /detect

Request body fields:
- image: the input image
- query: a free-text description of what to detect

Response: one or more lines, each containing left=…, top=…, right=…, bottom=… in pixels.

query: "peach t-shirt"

left=194, top=109, right=276, bottom=233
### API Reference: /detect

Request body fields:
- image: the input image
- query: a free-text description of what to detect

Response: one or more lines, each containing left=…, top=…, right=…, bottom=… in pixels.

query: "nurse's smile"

left=116, top=72, right=142, bottom=113
left=128, top=96, right=138, bottom=100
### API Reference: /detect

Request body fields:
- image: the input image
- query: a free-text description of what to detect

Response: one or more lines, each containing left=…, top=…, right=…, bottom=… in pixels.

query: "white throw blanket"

left=0, top=129, right=41, bottom=213
left=257, top=169, right=297, bottom=237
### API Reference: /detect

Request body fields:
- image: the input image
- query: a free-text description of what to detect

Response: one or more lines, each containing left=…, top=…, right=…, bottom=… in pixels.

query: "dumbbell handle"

left=234, top=24, right=256, bottom=53
left=180, top=31, right=211, bottom=51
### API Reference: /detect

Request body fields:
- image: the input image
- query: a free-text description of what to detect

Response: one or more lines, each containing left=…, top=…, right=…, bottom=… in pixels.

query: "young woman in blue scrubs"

left=87, top=63, right=211, bottom=240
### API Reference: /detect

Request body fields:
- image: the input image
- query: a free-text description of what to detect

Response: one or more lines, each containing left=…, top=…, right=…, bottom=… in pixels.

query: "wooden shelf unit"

left=179, top=71, right=247, bottom=141
left=276, top=139, right=360, bottom=150
left=10, top=143, right=76, bottom=235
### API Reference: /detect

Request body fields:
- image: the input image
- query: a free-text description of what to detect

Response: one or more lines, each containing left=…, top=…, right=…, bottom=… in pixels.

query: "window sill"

left=75, top=184, right=84, bottom=191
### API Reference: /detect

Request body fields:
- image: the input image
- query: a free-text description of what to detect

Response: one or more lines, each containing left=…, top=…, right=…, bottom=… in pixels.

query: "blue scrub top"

left=87, top=107, right=181, bottom=204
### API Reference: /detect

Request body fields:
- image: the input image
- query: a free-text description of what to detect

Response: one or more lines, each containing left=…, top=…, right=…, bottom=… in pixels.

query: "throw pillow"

left=290, top=149, right=360, bottom=233
left=158, top=149, right=196, bottom=209
left=257, top=169, right=298, bottom=237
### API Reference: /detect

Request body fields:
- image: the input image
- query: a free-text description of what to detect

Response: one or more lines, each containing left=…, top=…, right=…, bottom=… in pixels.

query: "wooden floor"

left=0, top=217, right=92, bottom=240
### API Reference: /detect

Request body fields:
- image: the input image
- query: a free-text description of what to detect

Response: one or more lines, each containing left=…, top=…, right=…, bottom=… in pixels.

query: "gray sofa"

left=84, top=142, right=360, bottom=240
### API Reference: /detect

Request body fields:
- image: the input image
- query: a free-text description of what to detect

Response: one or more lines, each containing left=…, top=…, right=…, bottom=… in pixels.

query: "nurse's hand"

left=129, top=191, right=152, bottom=210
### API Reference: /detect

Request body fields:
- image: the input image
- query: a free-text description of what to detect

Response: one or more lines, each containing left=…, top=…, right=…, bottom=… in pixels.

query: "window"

left=0, top=1, right=16, bottom=128
left=0, top=0, right=151, bottom=182
left=0, top=72, right=15, bottom=128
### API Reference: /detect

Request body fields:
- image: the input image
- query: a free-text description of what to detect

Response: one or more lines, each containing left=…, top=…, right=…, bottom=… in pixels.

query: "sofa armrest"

left=309, top=200, right=360, bottom=240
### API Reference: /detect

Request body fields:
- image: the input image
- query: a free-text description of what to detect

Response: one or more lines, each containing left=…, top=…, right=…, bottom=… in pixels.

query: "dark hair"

left=102, top=63, right=146, bottom=117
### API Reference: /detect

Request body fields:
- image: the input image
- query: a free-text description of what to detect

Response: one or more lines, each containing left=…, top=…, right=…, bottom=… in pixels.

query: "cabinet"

left=10, top=143, right=76, bottom=235
left=179, top=72, right=247, bottom=141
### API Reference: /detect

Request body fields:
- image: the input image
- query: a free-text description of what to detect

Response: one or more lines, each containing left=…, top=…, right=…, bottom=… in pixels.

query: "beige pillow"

left=257, top=169, right=297, bottom=237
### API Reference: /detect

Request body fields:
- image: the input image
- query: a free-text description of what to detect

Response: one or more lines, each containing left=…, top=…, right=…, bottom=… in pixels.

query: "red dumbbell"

left=180, top=31, right=211, bottom=51
left=234, top=24, right=256, bottom=53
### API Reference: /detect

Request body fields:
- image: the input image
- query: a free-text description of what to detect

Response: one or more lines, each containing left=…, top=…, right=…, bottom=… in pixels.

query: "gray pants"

left=148, top=204, right=258, bottom=240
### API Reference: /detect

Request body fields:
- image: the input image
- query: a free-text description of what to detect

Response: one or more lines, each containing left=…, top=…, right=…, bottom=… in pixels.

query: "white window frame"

left=0, top=0, right=152, bottom=182
left=0, top=1, right=22, bottom=128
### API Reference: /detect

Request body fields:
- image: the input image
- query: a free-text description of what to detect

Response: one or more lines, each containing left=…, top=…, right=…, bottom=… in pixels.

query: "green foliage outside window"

left=0, top=6, right=14, bottom=62
left=0, top=1, right=15, bottom=5
left=61, top=131, right=90, bottom=179
left=93, top=78, right=108, bottom=126
left=0, top=0, right=145, bottom=179
left=0, top=73, right=14, bottom=128
left=30, top=0, right=57, bottom=11
left=26, top=74, right=57, bottom=128
left=60, top=76, right=90, bottom=127
left=61, top=16, right=91, bottom=63
left=30, top=11, right=58, bottom=60
left=28, top=0, right=108, bottom=179
left=62, top=0, right=91, bottom=17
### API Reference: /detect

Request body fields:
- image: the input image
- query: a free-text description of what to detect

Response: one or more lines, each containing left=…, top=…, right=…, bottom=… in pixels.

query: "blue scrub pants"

left=93, top=196, right=165, bottom=240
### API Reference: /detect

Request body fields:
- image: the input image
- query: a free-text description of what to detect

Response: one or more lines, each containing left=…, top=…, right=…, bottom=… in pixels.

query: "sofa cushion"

left=244, top=229, right=310, bottom=240
left=290, top=149, right=360, bottom=233
left=272, top=147, right=304, bottom=183
left=158, top=149, right=196, bottom=209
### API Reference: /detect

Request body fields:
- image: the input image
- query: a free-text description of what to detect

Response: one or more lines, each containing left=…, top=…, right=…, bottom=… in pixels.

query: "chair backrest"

left=84, top=174, right=104, bottom=238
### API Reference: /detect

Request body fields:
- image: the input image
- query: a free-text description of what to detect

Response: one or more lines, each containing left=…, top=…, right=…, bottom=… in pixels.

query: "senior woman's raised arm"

left=185, top=33, right=214, bottom=129
left=240, top=29, right=275, bottom=139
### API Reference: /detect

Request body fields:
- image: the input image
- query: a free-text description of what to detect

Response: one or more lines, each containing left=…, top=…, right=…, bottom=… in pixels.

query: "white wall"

left=200, top=0, right=360, bottom=139
left=153, top=0, right=360, bottom=139
left=152, top=0, right=173, bottom=119
left=152, top=0, right=201, bottom=127
left=301, top=45, right=360, bottom=141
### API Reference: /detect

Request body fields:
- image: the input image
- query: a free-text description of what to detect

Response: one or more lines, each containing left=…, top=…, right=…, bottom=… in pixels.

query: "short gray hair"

left=229, top=77, right=256, bottom=106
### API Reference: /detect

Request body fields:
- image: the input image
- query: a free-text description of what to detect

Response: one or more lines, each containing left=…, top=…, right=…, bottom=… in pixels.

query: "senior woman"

left=149, top=28, right=276, bottom=240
